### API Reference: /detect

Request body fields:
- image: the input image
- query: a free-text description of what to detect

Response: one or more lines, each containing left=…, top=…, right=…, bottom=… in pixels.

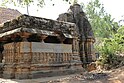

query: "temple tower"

left=57, top=4, right=95, bottom=64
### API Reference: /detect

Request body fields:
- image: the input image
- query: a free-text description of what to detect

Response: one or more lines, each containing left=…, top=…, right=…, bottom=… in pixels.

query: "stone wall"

left=2, top=42, right=82, bottom=79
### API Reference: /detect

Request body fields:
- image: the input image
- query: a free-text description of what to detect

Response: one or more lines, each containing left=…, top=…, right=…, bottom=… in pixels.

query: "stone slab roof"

left=0, top=14, right=78, bottom=38
left=0, top=7, right=21, bottom=24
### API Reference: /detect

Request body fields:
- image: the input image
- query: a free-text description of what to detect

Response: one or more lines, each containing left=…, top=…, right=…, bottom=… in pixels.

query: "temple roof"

left=0, top=7, right=21, bottom=24
left=0, top=14, right=78, bottom=38
left=57, top=4, right=94, bottom=39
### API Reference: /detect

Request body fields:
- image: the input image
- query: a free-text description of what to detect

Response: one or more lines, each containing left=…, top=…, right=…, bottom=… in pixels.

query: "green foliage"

left=0, top=0, right=78, bottom=7
left=84, top=0, right=124, bottom=68
left=97, top=26, right=124, bottom=67
left=0, top=0, right=78, bottom=14
left=84, top=0, right=119, bottom=38
left=117, top=26, right=124, bottom=34
left=83, top=0, right=123, bottom=68
left=1, top=0, right=43, bottom=7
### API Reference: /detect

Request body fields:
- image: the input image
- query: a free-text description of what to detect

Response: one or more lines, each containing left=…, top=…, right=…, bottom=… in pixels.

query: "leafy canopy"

left=84, top=0, right=119, bottom=38
left=1, top=0, right=78, bottom=7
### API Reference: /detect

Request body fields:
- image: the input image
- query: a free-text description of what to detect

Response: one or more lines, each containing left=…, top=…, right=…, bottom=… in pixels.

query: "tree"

left=81, top=0, right=124, bottom=68
left=0, top=0, right=78, bottom=15
left=97, top=26, right=124, bottom=67
left=82, top=0, right=120, bottom=56
left=83, top=0, right=119, bottom=38
left=1, top=0, right=44, bottom=15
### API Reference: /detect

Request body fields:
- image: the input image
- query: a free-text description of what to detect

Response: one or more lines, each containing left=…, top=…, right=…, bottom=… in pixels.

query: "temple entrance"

left=27, top=34, right=40, bottom=42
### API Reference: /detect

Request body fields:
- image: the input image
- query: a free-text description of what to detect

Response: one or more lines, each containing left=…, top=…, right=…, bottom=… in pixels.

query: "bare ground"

left=0, top=66, right=124, bottom=83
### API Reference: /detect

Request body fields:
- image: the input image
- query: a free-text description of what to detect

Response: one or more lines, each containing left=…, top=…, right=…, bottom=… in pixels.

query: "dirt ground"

left=45, top=66, right=124, bottom=83
left=0, top=66, right=124, bottom=83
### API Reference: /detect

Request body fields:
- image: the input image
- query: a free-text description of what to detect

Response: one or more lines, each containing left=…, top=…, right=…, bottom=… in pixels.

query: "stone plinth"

left=2, top=42, right=82, bottom=79
left=3, top=65, right=15, bottom=79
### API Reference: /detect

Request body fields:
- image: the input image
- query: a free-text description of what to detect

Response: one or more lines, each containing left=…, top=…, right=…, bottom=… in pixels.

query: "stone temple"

left=0, top=4, right=95, bottom=79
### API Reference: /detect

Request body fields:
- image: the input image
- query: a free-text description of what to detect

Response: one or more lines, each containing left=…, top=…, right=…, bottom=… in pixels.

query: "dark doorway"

left=63, top=38, right=72, bottom=44
left=0, top=42, right=4, bottom=63
left=44, top=36, right=61, bottom=43
left=27, top=34, right=41, bottom=42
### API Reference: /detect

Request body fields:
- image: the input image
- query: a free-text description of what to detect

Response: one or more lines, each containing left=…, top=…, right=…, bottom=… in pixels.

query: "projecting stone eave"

left=0, top=14, right=79, bottom=38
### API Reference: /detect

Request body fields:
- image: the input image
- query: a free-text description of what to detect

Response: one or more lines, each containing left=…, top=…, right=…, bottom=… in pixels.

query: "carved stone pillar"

left=72, top=37, right=81, bottom=63
left=15, top=65, right=30, bottom=79
left=80, top=41, right=86, bottom=63
left=21, top=36, right=28, bottom=41
left=40, top=35, right=48, bottom=43
left=3, top=65, right=15, bottom=79
left=85, top=38, right=95, bottom=62
left=20, top=32, right=30, bottom=41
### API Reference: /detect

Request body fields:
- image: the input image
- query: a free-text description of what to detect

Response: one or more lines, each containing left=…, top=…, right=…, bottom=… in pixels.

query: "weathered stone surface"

left=0, top=15, right=78, bottom=37
left=2, top=41, right=82, bottom=79
left=57, top=4, right=95, bottom=63
left=0, top=63, right=4, bottom=77
left=0, top=4, right=96, bottom=79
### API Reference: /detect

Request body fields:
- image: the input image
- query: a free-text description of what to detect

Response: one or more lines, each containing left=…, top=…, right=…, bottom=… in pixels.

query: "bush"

left=96, top=33, right=124, bottom=69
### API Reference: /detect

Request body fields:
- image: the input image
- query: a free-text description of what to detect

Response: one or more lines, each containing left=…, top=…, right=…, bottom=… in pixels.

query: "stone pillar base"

left=30, top=63, right=83, bottom=79
left=3, top=65, right=15, bottom=79
left=15, top=65, right=30, bottom=79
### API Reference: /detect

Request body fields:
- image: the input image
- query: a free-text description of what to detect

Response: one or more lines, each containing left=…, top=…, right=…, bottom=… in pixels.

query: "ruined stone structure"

left=0, top=4, right=95, bottom=79
left=57, top=4, right=95, bottom=63
left=0, top=14, right=82, bottom=79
